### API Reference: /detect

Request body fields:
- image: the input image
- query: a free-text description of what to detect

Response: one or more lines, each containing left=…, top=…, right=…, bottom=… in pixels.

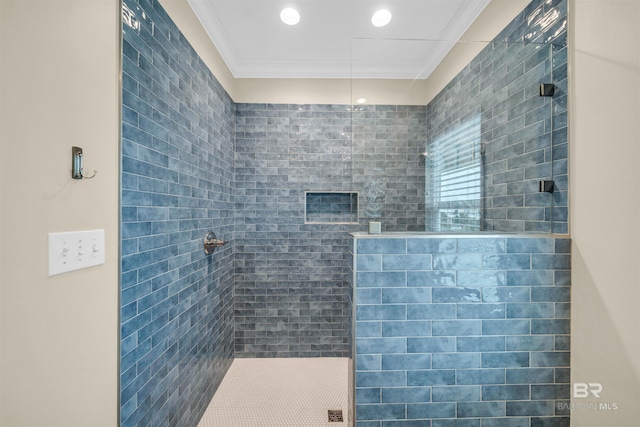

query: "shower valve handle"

left=204, top=231, right=228, bottom=254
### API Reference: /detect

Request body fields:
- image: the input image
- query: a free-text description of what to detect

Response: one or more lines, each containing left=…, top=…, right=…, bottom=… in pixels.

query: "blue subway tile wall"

left=234, top=104, right=352, bottom=358
left=353, top=235, right=571, bottom=427
left=121, top=0, right=235, bottom=425
left=351, top=105, right=427, bottom=232
left=425, top=0, right=568, bottom=234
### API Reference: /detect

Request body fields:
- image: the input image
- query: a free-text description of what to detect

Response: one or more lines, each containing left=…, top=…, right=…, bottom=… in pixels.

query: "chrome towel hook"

left=71, top=146, right=98, bottom=180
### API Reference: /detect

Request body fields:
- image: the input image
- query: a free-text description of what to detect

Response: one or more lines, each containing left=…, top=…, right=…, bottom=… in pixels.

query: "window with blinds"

left=425, top=115, right=483, bottom=231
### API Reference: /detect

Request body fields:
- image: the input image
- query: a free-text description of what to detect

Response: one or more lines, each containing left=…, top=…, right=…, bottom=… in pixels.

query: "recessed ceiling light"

left=371, top=9, right=392, bottom=27
left=280, top=8, right=300, bottom=25
left=356, top=98, right=367, bottom=104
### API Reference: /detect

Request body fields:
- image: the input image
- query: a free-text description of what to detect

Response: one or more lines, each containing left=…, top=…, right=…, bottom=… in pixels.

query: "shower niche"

left=304, top=191, right=359, bottom=224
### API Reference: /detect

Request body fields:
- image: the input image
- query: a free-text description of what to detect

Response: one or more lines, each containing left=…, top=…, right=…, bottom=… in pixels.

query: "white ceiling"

left=187, top=0, right=491, bottom=79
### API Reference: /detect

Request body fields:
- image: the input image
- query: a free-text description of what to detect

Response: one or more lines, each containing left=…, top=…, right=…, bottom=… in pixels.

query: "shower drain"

left=328, top=409, right=344, bottom=422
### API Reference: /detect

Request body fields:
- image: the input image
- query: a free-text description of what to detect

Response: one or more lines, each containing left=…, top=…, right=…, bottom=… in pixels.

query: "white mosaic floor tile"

left=198, top=358, right=350, bottom=427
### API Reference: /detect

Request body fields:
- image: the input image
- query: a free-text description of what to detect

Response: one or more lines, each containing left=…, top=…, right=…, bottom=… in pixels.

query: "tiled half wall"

left=352, top=234, right=571, bottom=427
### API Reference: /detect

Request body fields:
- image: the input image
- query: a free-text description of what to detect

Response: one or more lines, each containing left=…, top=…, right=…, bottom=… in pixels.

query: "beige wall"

left=570, top=0, right=640, bottom=425
left=0, top=1, right=120, bottom=426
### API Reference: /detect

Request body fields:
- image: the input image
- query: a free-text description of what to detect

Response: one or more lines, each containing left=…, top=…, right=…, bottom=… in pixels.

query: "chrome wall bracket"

left=539, top=83, right=555, bottom=97
left=539, top=180, right=555, bottom=193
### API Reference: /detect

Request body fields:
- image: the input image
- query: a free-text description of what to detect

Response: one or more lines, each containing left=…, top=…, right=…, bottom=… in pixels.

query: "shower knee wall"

left=351, top=234, right=571, bottom=426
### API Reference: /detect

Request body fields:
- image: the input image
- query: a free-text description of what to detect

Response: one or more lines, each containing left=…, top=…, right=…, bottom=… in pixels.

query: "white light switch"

left=48, top=229, right=105, bottom=276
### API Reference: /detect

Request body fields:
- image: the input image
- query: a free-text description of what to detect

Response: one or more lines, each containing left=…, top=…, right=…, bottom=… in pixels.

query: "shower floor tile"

left=197, top=358, right=350, bottom=427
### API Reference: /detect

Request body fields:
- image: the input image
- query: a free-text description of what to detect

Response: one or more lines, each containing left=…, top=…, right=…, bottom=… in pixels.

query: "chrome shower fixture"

left=204, top=231, right=228, bottom=255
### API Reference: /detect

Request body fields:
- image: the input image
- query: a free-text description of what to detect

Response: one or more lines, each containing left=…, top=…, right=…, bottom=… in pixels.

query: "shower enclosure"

left=119, top=0, right=569, bottom=425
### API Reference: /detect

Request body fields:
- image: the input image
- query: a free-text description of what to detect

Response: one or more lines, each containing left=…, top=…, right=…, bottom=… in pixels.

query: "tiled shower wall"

left=353, top=235, right=571, bottom=427
left=351, top=105, right=427, bottom=232
left=120, top=0, right=235, bottom=424
left=233, top=103, right=428, bottom=358
left=234, top=104, right=352, bottom=358
left=426, top=0, right=568, bottom=234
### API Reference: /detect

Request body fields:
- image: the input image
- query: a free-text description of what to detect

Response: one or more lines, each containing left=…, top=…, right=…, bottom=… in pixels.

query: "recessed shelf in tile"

left=305, top=192, right=358, bottom=224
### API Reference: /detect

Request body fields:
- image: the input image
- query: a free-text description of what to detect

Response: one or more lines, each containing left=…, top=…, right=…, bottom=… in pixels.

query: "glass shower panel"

left=425, top=113, right=483, bottom=232
left=550, top=41, right=569, bottom=234
left=349, top=38, right=563, bottom=234
left=428, top=40, right=556, bottom=233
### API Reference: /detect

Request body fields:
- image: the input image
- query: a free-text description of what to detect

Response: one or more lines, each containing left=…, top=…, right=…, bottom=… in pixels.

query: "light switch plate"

left=48, top=229, right=105, bottom=276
